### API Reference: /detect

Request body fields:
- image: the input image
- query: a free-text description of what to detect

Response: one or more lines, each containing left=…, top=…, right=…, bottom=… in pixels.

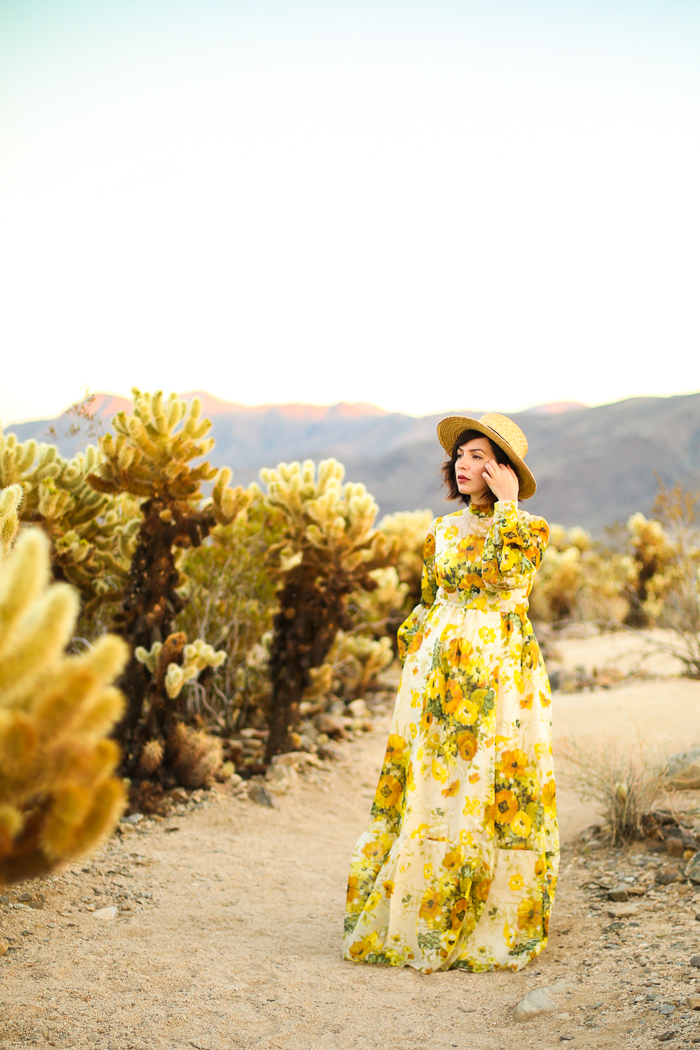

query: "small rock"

left=122, top=813, right=144, bottom=825
left=690, top=956, right=700, bottom=968
left=92, top=906, right=117, bottom=921
left=513, top=986, right=559, bottom=1021
left=608, top=887, right=629, bottom=902
left=659, top=1004, right=676, bottom=1015
left=0, top=939, right=8, bottom=956
left=265, top=764, right=299, bottom=794
left=348, top=698, right=369, bottom=717
left=314, top=713, right=346, bottom=739
left=667, top=839, right=685, bottom=858
left=687, top=997, right=700, bottom=1010
left=607, top=903, right=639, bottom=918
left=656, top=867, right=681, bottom=885
left=560, top=1038, right=574, bottom=1043
left=686, top=854, right=700, bottom=884
left=658, top=1032, right=677, bottom=1043
left=247, top=782, right=274, bottom=807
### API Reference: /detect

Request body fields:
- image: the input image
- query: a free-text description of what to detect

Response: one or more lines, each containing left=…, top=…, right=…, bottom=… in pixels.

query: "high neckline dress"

left=343, top=499, right=559, bottom=973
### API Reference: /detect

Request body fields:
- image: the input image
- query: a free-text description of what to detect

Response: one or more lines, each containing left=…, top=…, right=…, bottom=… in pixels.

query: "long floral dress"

left=343, top=499, right=558, bottom=973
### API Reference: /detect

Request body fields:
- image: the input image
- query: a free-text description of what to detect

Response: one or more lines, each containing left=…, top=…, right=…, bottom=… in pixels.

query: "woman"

left=343, top=413, right=558, bottom=974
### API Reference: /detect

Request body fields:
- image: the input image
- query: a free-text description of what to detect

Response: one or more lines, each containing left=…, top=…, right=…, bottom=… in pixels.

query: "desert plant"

left=0, top=485, right=127, bottom=884
left=626, top=512, right=678, bottom=627
left=559, top=735, right=666, bottom=845
left=261, top=459, right=398, bottom=760
left=529, top=524, right=634, bottom=625
left=174, top=493, right=281, bottom=731
left=633, top=483, right=700, bottom=678
left=0, top=426, right=138, bottom=619
left=85, top=390, right=250, bottom=750
left=377, top=509, right=433, bottom=608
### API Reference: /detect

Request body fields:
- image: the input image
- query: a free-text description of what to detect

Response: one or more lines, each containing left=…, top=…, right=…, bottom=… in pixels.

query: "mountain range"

left=6, top=391, right=700, bottom=533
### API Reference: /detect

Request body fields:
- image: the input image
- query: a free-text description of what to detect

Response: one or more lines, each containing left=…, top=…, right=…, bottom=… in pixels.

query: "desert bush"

left=85, top=389, right=250, bottom=758
left=0, top=485, right=127, bottom=884
left=0, top=426, right=139, bottom=619
left=559, top=735, right=666, bottom=845
left=625, top=512, right=678, bottom=627
left=174, top=493, right=282, bottom=731
left=529, top=525, right=634, bottom=624
left=637, top=483, right=700, bottom=678
left=260, top=458, right=398, bottom=760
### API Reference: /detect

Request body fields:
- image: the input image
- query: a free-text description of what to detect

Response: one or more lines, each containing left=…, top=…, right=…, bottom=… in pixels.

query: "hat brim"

left=437, top=416, right=537, bottom=500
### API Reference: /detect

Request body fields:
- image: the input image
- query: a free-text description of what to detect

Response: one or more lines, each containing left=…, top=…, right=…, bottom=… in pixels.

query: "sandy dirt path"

left=3, top=652, right=700, bottom=1050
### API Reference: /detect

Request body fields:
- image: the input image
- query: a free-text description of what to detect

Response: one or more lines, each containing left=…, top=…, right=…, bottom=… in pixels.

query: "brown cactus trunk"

left=264, top=569, right=349, bottom=762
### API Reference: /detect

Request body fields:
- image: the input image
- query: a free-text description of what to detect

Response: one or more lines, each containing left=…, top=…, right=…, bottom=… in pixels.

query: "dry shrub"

left=559, top=734, right=667, bottom=845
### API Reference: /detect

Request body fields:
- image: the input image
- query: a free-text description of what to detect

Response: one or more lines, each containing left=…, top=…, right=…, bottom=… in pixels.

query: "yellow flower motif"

left=427, top=670, right=446, bottom=703
left=419, top=888, right=443, bottom=923
left=499, top=749, right=529, bottom=778
left=462, top=797, right=481, bottom=816
left=362, top=839, right=388, bottom=862
left=441, top=779, right=461, bottom=798
left=541, top=779, right=556, bottom=814
left=443, top=677, right=463, bottom=714
left=456, top=730, right=478, bottom=762
left=348, top=931, right=383, bottom=961
left=450, top=897, right=469, bottom=928
left=384, top=734, right=407, bottom=764
left=375, top=774, right=403, bottom=810
left=455, top=697, right=479, bottom=725
left=469, top=772, right=480, bottom=784
left=420, top=708, right=434, bottom=733
left=383, top=880, right=395, bottom=897
left=424, top=863, right=433, bottom=879
left=406, top=760, right=416, bottom=792
left=478, top=626, right=496, bottom=643
left=432, top=758, right=448, bottom=784
left=509, top=873, right=524, bottom=891
left=346, top=874, right=363, bottom=907
left=511, top=811, right=532, bottom=838
left=445, top=635, right=473, bottom=669
left=517, top=897, right=542, bottom=931
left=442, top=850, right=463, bottom=872
left=495, top=789, right=519, bottom=824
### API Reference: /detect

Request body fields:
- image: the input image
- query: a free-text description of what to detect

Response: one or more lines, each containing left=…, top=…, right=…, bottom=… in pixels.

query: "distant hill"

left=6, top=392, right=700, bottom=533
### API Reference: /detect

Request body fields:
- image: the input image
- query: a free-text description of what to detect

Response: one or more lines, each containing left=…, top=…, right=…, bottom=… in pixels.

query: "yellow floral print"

left=344, top=500, right=559, bottom=973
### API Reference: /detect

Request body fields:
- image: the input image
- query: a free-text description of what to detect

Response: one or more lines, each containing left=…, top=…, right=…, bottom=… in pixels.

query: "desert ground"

left=2, top=631, right=700, bottom=1050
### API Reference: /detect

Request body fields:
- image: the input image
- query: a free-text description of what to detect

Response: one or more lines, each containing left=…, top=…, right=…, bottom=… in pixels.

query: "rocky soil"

left=3, top=637, right=700, bottom=1050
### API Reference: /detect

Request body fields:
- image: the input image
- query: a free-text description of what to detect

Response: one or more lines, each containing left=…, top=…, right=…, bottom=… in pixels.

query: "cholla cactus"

left=377, top=510, right=433, bottom=606
left=136, top=637, right=227, bottom=700
left=0, top=483, right=22, bottom=555
left=0, top=499, right=127, bottom=885
left=0, top=428, right=136, bottom=617
left=530, top=525, right=634, bottom=624
left=261, top=459, right=398, bottom=759
left=626, top=513, right=678, bottom=626
left=329, top=632, right=394, bottom=699
left=86, top=390, right=250, bottom=747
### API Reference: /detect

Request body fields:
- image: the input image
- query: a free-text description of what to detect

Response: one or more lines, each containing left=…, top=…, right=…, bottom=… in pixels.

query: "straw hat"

left=437, top=412, right=537, bottom=500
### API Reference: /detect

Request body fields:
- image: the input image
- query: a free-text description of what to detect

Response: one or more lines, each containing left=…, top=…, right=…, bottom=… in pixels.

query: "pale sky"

left=1, top=0, right=699, bottom=424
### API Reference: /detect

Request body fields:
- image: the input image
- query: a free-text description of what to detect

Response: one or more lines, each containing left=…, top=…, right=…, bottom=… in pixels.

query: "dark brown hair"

left=441, top=428, right=514, bottom=506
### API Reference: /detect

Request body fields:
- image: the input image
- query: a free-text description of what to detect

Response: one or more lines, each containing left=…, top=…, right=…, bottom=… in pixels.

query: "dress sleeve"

left=481, top=500, right=549, bottom=590
left=397, top=520, right=438, bottom=664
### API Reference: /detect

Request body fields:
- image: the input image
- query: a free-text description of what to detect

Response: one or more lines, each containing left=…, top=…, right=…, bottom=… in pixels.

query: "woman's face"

left=455, top=436, right=496, bottom=502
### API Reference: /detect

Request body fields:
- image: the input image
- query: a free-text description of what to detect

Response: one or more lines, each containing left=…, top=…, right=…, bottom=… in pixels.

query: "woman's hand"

left=482, top=461, right=519, bottom=503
